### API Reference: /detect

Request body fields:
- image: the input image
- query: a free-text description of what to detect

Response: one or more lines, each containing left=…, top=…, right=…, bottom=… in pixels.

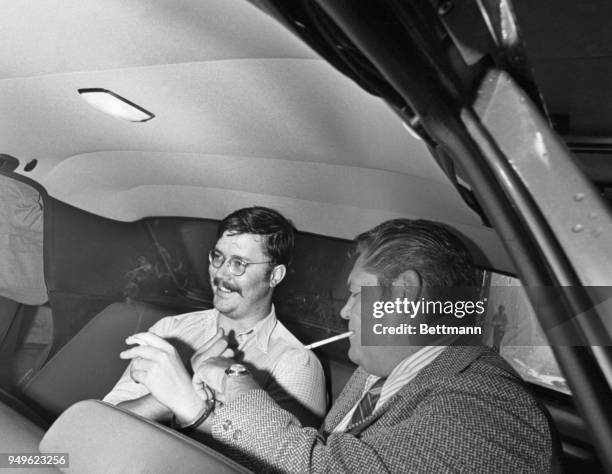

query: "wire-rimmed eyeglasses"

left=208, top=249, right=271, bottom=276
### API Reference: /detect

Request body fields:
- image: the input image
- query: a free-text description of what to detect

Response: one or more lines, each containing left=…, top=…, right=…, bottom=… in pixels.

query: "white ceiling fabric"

left=0, top=0, right=512, bottom=271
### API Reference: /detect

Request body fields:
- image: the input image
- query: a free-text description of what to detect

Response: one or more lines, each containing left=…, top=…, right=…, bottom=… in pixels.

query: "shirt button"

left=222, top=420, right=232, bottom=431
left=232, top=429, right=242, bottom=440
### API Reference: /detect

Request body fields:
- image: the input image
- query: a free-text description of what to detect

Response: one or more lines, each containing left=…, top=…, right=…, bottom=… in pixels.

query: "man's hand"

left=190, top=328, right=235, bottom=399
left=192, top=356, right=232, bottom=395
left=193, top=357, right=260, bottom=404
left=190, top=328, right=235, bottom=371
left=120, top=332, right=205, bottom=423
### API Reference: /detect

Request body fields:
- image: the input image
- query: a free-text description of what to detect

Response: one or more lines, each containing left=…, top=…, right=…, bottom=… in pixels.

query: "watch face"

left=226, top=363, right=249, bottom=376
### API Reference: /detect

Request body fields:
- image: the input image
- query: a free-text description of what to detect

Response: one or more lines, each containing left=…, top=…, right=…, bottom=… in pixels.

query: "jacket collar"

left=341, top=346, right=486, bottom=436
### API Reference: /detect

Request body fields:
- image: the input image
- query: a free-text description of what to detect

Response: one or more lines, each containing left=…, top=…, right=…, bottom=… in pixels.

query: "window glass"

left=485, top=272, right=570, bottom=395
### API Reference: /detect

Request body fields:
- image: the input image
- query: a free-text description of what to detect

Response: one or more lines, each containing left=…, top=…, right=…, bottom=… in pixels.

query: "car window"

left=485, top=272, right=570, bottom=395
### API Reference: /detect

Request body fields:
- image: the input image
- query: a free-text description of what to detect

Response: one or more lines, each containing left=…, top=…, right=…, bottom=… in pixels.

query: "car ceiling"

left=0, top=0, right=517, bottom=271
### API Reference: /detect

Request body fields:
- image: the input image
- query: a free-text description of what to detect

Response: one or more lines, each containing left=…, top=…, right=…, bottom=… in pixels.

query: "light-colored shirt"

left=333, top=346, right=446, bottom=432
left=104, top=306, right=327, bottom=419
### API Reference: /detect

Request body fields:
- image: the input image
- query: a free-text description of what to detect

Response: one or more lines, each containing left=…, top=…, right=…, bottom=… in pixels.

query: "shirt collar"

left=366, top=345, right=447, bottom=388
left=387, top=345, right=446, bottom=381
left=214, top=305, right=277, bottom=353
left=249, top=305, right=277, bottom=352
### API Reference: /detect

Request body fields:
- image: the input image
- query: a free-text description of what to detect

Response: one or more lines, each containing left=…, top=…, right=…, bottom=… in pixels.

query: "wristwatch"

left=225, top=363, right=249, bottom=377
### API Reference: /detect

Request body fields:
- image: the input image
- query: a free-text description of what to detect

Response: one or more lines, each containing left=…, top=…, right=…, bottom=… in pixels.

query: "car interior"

left=1, top=0, right=612, bottom=472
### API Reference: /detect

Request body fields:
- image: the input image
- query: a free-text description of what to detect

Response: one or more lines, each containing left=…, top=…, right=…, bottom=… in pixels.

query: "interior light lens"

left=78, top=88, right=154, bottom=122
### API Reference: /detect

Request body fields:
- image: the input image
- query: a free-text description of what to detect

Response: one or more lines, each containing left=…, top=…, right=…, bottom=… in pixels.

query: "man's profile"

left=103, top=206, right=326, bottom=429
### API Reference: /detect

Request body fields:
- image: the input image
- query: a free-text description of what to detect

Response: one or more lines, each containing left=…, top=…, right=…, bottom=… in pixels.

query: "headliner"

left=0, top=0, right=512, bottom=270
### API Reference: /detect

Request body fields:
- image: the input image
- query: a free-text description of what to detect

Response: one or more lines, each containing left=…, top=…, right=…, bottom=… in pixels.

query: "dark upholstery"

left=22, top=301, right=169, bottom=417
left=317, top=356, right=356, bottom=404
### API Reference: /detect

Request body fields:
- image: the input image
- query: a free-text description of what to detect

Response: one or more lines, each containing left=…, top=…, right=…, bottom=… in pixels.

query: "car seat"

left=21, top=300, right=169, bottom=419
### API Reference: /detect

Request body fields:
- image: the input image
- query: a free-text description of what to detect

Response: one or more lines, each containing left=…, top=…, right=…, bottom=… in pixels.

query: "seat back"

left=22, top=301, right=169, bottom=417
left=324, top=358, right=356, bottom=402
left=0, top=399, right=46, bottom=455
left=40, top=400, right=250, bottom=474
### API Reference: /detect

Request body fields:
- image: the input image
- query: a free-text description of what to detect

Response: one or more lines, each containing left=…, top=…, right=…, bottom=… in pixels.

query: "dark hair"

left=217, top=207, right=296, bottom=266
left=354, top=219, right=478, bottom=288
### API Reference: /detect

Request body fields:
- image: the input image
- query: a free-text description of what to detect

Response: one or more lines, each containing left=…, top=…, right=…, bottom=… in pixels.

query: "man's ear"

left=390, top=269, right=421, bottom=300
left=269, top=264, right=287, bottom=288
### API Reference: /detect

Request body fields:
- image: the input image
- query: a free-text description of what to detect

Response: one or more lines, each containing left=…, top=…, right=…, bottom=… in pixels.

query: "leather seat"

left=40, top=399, right=250, bottom=473
left=0, top=401, right=48, bottom=461
left=21, top=301, right=169, bottom=418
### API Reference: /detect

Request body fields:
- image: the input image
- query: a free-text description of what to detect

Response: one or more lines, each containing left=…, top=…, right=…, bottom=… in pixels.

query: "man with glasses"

left=103, top=206, right=326, bottom=430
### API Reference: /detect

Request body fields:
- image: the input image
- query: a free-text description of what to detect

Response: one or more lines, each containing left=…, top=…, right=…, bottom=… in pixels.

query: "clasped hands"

left=119, top=328, right=255, bottom=424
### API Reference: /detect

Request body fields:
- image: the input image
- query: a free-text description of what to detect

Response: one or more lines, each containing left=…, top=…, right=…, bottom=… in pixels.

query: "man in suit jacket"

left=159, top=219, right=559, bottom=472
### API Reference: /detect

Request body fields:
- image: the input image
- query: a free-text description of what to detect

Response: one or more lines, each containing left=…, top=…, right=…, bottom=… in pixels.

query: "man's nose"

left=213, top=260, right=232, bottom=279
left=340, top=299, right=351, bottom=320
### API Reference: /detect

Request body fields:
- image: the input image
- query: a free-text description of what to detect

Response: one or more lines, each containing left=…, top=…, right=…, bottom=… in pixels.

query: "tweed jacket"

left=209, top=346, right=557, bottom=473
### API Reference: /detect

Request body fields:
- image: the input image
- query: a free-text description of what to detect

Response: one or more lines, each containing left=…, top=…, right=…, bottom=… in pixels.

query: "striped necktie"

left=349, top=378, right=386, bottom=426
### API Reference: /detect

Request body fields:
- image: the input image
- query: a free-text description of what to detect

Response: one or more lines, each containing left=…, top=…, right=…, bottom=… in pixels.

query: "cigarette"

left=304, top=331, right=354, bottom=350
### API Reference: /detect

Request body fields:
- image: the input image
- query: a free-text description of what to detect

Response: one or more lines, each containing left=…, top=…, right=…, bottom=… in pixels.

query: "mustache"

left=213, top=277, right=242, bottom=295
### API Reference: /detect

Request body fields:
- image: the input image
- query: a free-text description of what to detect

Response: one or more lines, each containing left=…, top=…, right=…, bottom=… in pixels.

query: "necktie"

left=349, top=377, right=386, bottom=426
